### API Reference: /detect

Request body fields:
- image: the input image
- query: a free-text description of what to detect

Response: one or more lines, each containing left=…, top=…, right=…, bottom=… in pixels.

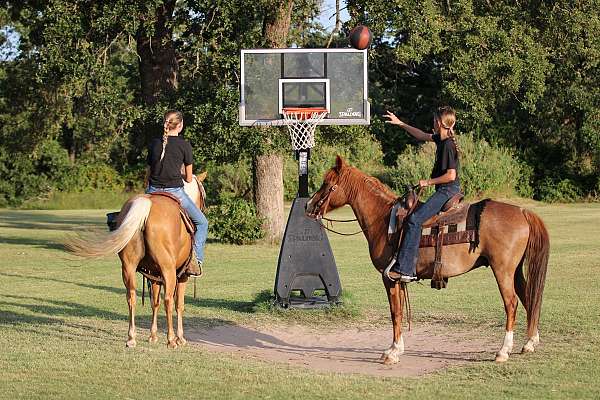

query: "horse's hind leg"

left=492, top=265, right=519, bottom=362
left=162, top=269, right=178, bottom=349
left=149, top=282, right=161, bottom=344
left=121, top=260, right=139, bottom=348
left=175, top=277, right=188, bottom=346
left=120, top=237, right=144, bottom=348
left=514, top=263, right=540, bottom=353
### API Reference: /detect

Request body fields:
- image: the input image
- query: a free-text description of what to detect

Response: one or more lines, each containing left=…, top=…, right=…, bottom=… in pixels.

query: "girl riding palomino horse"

left=145, top=110, right=208, bottom=276
left=383, top=106, right=461, bottom=283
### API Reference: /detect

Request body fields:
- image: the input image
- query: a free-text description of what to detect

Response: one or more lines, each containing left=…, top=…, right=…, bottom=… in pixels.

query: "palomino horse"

left=306, top=156, right=549, bottom=364
left=65, top=173, right=207, bottom=349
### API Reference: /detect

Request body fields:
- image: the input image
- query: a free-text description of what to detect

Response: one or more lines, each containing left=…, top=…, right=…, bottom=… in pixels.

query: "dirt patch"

left=187, top=323, right=496, bottom=377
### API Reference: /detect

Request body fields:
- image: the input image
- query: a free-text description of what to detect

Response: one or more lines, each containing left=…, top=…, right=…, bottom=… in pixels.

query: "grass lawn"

left=0, top=201, right=599, bottom=399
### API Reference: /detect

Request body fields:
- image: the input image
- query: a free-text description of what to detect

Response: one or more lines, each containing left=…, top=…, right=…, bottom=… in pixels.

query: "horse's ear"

left=197, top=171, right=207, bottom=182
left=334, top=155, right=346, bottom=172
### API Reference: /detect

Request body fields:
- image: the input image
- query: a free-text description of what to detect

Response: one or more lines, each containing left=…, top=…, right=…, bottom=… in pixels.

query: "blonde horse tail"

left=65, top=196, right=152, bottom=258
left=522, top=209, right=550, bottom=337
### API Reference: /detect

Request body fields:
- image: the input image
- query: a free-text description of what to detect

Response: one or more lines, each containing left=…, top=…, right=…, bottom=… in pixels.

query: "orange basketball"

left=348, top=25, right=372, bottom=50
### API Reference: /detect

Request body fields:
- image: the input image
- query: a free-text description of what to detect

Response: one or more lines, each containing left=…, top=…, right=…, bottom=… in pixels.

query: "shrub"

left=202, top=159, right=252, bottom=206
left=387, top=134, right=532, bottom=199
left=536, top=177, right=582, bottom=202
left=207, top=196, right=265, bottom=244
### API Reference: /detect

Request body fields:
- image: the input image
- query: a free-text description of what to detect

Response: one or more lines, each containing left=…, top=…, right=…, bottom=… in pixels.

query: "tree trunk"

left=253, top=154, right=285, bottom=242
left=136, top=0, right=178, bottom=105
left=253, top=1, right=294, bottom=243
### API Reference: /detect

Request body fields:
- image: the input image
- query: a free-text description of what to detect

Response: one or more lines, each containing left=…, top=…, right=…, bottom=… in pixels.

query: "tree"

left=346, top=0, right=600, bottom=198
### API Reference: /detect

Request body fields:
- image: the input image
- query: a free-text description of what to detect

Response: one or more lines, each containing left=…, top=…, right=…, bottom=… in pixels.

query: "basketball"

left=348, top=25, right=372, bottom=50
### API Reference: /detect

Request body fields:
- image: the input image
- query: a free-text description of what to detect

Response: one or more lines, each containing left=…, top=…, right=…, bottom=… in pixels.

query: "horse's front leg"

left=175, top=277, right=188, bottom=346
left=381, top=275, right=404, bottom=364
left=148, top=281, right=161, bottom=344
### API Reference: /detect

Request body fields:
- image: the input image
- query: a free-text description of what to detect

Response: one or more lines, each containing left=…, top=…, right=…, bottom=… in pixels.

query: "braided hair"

left=434, top=106, right=460, bottom=156
left=160, top=110, right=183, bottom=162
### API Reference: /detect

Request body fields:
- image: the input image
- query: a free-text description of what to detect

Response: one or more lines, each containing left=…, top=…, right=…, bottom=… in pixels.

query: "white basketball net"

left=282, top=108, right=328, bottom=150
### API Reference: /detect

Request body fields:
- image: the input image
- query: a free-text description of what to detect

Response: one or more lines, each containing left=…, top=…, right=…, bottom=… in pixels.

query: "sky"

left=317, top=0, right=350, bottom=31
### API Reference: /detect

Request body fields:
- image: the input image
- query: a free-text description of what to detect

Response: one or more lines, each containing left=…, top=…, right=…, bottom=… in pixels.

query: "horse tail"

left=521, top=209, right=550, bottom=337
left=65, top=196, right=152, bottom=258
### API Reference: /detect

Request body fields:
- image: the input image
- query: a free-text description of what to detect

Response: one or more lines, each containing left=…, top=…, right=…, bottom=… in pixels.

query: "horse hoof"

left=126, top=339, right=137, bottom=348
left=521, top=343, right=535, bottom=353
left=382, top=354, right=399, bottom=365
left=167, top=340, right=178, bottom=349
left=148, top=335, right=158, bottom=344
left=495, top=352, right=509, bottom=362
left=176, top=337, right=187, bottom=346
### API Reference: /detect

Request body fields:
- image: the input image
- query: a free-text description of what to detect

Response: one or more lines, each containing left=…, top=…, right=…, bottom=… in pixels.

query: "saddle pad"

left=420, top=200, right=488, bottom=249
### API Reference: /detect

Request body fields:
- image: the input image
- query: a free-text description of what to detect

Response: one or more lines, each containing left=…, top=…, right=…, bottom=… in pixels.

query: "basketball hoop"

left=282, top=107, right=328, bottom=150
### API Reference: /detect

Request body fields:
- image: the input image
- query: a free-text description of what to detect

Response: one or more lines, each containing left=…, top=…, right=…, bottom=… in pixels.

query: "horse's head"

left=184, top=171, right=207, bottom=211
left=306, top=155, right=350, bottom=218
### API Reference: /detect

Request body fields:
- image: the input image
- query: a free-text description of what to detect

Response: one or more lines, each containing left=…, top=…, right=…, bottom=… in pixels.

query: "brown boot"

left=186, top=250, right=203, bottom=277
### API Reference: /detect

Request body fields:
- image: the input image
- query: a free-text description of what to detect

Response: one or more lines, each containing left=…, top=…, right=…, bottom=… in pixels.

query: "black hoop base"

left=274, top=197, right=342, bottom=308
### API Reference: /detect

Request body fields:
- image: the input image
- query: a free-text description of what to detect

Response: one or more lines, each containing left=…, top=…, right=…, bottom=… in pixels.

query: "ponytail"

left=159, top=125, right=169, bottom=162
left=160, top=110, right=183, bottom=162
left=435, top=105, right=459, bottom=157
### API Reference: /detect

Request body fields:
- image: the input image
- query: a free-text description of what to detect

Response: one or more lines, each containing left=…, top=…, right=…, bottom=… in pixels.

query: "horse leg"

left=493, top=267, right=519, bottom=362
left=148, top=281, right=161, bottom=344
left=162, top=270, right=178, bottom=349
left=380, top=275, right=404, bottom=364
left=514, top=263, right=540, bottom=353
left=175, top=278, right=188, bottom=346
left=121, top=262, right=138, bottom=348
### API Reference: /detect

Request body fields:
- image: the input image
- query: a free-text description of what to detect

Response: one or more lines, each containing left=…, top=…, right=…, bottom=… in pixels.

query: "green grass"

left=1, top=202, right=600, bottom=399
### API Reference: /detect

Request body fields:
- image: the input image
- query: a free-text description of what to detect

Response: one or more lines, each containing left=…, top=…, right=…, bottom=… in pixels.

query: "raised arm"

left=384, top=111, right=433, bottom=142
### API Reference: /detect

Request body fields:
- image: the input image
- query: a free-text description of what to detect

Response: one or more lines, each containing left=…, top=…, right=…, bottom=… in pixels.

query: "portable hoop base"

left=274, top=197, right=341, bottom=308
left=273, top=107, right=342, bottom=309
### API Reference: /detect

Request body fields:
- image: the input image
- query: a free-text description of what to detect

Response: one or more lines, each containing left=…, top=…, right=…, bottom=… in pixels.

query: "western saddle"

left=393, top=187, right=481, bottom=290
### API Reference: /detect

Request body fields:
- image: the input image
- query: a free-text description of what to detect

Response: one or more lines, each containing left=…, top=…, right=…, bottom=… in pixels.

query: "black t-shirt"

left=431, top=133, right=460, bottom=189
left=147, top=136, right=193, bottom=188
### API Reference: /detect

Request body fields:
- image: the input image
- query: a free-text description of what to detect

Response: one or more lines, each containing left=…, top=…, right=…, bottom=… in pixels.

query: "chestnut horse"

left=306, top=156, right=549, bottom=364
left=65, top=172, right=207, bottom=349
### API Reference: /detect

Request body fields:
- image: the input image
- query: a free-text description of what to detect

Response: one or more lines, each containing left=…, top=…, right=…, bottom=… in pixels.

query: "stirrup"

left=383, top=259, right=396, bottom=281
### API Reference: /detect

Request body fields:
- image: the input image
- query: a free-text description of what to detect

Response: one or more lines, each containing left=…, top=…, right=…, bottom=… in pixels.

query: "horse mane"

left=339, top=166, right=397, bottom=206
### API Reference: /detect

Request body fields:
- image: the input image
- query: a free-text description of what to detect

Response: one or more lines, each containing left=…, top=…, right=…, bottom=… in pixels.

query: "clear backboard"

left=239, top=48, right=369, bottom=126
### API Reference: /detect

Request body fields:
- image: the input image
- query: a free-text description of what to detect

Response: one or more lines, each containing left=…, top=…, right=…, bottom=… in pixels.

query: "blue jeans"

left=146, top=185, right=208, bottom=262
left=393, top=184, right=461, bottom=276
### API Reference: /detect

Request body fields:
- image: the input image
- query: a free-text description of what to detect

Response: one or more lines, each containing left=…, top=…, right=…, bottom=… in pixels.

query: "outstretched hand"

left=383, top=111, right=404, bottom=126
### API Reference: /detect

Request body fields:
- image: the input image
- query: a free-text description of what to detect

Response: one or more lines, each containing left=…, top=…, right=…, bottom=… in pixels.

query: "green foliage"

left=536, top=178, right=583, bottom=203
left=348, top=0, right=600, bottom=198
left=284, top=127, right=385, bottom=199
left=387, top=134, right=532, bottom=199
left=207, top=196, right=265, bottom=244
left=202, top=159, right=253, bottom=205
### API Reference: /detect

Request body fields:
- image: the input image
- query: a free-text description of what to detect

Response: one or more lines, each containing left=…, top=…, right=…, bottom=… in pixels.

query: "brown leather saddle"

left=393, top=188, right=486, bottom=290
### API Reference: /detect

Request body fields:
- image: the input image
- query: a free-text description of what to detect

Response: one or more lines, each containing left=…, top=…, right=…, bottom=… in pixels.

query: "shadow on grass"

left=0, top=272, right=126, bottom=296
left=0, top=210, right=103, bottom=231
left=0, top=293, right=233, bottom=341
left=0, top=236, right=67, bottom=250
left=1, top=272, right=275, bottom=315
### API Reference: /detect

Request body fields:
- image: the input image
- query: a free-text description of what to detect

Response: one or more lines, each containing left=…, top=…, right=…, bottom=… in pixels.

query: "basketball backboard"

left=239, top=48, right=369, bottom=126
